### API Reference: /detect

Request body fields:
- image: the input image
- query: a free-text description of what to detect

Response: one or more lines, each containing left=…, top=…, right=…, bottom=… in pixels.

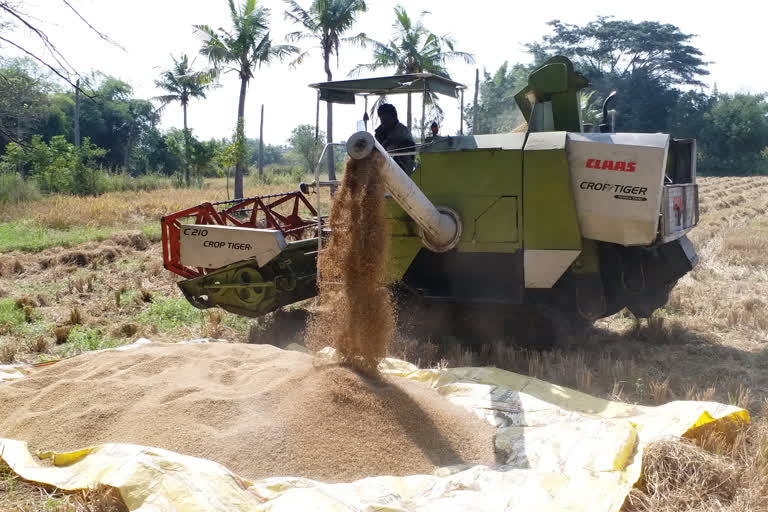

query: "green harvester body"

left=170, top=56, right=700, bottom=329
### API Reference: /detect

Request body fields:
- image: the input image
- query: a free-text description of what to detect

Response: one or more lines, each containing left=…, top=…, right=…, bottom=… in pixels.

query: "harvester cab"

left=161, top=55, right=699, bottom=335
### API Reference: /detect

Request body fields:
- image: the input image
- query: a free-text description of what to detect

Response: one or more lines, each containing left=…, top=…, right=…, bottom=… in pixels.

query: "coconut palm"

left=352, top=5, right=474, bottom=131
left=195, top=0, right=297, bottom=199
left=154, top=53, right=214, bottom=186
left=283, top=0, right=368, bottom=182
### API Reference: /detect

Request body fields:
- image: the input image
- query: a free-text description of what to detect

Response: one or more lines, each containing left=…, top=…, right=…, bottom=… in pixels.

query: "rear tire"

left=626, top=281, right=675, bottom=318
left=597, top=242, right=673, bottom=319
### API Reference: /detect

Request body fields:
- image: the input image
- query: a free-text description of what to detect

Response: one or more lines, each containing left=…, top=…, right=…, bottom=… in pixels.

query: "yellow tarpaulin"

left=0, top=364, right=29, bottom=383
left=0, top=343, right=748, bottom=512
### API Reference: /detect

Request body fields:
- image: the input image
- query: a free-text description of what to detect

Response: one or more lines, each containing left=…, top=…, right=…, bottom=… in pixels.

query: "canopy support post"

left=315, top=90, right=320, bottom=141
left=421, top=83, right=427, bottom=143
left=460, top=89, right=465, bottom=136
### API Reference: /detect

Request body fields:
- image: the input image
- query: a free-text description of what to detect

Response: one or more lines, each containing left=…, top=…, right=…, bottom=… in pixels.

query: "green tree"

left=161, top=128, right=219, bottom=184
left=699, top=93, right=768, bottom=175
left=528, top=17, right=708, bottom=87
left=162, top=128, right=187, bottom=179
left=215, top=138, right=239, bottom=199
left=1, top=135, right=107, bottom=195
left=0, top=69, right=135, bottom=168
left=195, top=0, right=297, bottom=199
left=132, top=126, right=177, bottom=176
left=466, top=62, right=529, bottom=134
left=527, top=17, right=710, bottom=133
left=0, top=58, right=62, bottom=147
left=154, top=54, right=215, bottom=186
left=289, top=123, right=325, bottom=173
left=352, top=5, right=474, bottom=130
left=246, top=138, right=284, bottom=166
left=669, top=90, right=713, bottom=139
left=189, top=138, right=220, bottom=184
left=72, top=74, right=157, bottom=170
left=283, top=0, right=368, bottom=182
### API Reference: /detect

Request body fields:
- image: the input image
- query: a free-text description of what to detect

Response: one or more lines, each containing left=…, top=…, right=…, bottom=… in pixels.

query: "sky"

left=5, top=0, right=768, bottom=146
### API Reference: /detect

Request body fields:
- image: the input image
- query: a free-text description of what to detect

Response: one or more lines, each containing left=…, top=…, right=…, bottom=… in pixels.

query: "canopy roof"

left=309, top=73, right=466, bottom=104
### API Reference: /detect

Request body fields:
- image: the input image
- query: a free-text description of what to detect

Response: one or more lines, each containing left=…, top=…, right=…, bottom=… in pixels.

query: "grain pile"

left=307, top=151, right=394, bottom=375
left=0, top=343, right=497, bottom=482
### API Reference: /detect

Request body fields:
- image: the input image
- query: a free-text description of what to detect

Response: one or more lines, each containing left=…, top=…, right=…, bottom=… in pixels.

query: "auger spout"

left=346, top=131, right=461, bottom=253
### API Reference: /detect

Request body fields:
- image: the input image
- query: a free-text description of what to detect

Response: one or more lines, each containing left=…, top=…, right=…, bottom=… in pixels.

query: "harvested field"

left=0, top=343, right=497, bottom=482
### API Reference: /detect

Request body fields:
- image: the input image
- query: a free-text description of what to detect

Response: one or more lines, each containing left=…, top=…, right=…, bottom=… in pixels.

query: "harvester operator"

left=425, top=121, right=439, bottom=142
left=375, top=103, right=416, bottom=175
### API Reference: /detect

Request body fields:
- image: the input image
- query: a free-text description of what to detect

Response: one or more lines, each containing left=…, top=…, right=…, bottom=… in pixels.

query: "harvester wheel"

left=392, top=297, right=590, bottom=349
left=233, top=268, right=273, bottom=306
left=626, top=281, right=676, bottom=319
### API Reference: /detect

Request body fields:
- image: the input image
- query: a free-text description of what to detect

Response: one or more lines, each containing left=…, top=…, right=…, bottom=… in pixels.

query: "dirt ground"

left=1, top=176, right=767, bottom=510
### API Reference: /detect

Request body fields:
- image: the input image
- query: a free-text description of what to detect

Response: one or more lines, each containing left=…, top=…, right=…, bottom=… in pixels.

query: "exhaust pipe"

left=346, top=131, right=462, bottom=253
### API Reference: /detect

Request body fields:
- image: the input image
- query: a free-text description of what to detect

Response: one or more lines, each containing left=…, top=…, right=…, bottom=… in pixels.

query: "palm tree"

left=352, top=5, right=474, bottom=132
left=195, top=0, right=297, bottom=199
left=284, top=0, right=368, bottom=182
left=154, top=53, right=214, bottom=186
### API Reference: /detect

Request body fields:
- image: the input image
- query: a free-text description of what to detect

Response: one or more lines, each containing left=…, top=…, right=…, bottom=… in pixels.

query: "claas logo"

left=586, top=159, right=637, bottom=172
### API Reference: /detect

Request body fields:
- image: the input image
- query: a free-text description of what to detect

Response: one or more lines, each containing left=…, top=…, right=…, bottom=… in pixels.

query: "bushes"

left=0, top=173, right=40, bottom=203
left=0, top=137, right=172, bottom=197
left=56, top=326, right=121, bottom=357
left=138, top=296, right=200, bottom=331
left=1, top=135, right=106, bottom=195
left=101, top=173, right=173, bottom=193
left=249, top=164, right=306, bottom=187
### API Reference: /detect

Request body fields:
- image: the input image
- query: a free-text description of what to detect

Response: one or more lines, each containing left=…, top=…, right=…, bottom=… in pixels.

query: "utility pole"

left=74, top=79, right=81, bottom=147
left=472, top=69, right=479, bottom=135
left=258, top=104, right=265, bottom=177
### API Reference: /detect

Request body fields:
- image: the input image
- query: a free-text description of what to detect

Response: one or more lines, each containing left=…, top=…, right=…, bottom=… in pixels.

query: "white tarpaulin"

left=0, top=343, right=748, bottom=511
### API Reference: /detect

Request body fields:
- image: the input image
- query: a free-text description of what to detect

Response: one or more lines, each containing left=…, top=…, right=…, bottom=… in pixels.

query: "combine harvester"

left=161, top=56, right=699, bottom=339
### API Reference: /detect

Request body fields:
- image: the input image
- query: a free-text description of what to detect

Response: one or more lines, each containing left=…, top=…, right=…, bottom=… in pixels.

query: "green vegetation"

left=469, top=62, right=530, bottom=133
left=353, top=4, right=474, bottom=128
left=0, top=299, right=51, bottom=358
left=0, top=172, right=41, bottom=203
left=0, top=221, right=114, bottom=252
left=154, top=53, right=216, bottom=187
left=139, top=296, right=202, bottom=331
left=0, top=298, right=25, bottom=332
left=470, top=17, right=768, bottom=175
left=195, top=0, right=298, bottom=199
left=1, top=2, right=766, bottom=208
left=56, top=326, right=122, bottom=358
left=288, top=124, right=324, bottom=173
left=250, top=164, right=307, bottom=187
left=101, top=173, right=175, bottom=193
left=1, top=135, right=106, bottom=195
left=0, top=219, right=161, bottom=253
left=138, top=296, right=250, bottom=334
left=140, top=222, right=163, bottom=242
left=220, top=310, right=251, bottom=332
left=700, top=93, right=768, bottom=175
left=284, top=0, right=369, bottom=181
left=0, top=134, right=174, bottom=199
